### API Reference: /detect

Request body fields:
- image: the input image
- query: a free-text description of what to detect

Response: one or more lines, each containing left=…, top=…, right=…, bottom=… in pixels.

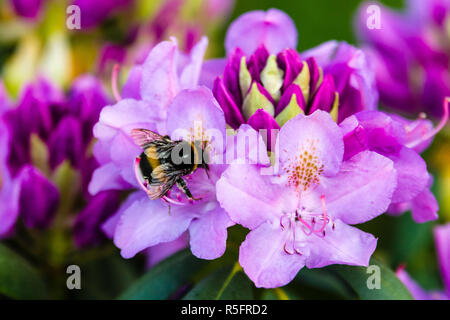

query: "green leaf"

left=0, top=244, right=47, bottom=299
left=261, top=287, right=302, bottom=300
left=119, top=249, right=206, bottom=300
left=333, top=258, right=413, bottom=300
left=183, top=263, right=254, bottom=300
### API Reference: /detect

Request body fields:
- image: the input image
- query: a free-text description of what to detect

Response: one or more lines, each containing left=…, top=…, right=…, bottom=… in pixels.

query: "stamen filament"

left=112, top=64, right=122, bottom=102
left=406, top=97, right=449, bottom=149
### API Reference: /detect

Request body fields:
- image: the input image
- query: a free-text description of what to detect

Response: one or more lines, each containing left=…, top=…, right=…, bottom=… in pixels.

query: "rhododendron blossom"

left=217, top=111, right=397, bottom=288
left=90, top=39, right=235, bottom=260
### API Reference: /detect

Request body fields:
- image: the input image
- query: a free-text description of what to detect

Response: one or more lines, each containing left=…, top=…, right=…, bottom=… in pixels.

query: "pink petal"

left=140, top=40, right=180, bottom=109
left=179, top=37, right=208, bottom=89
left=318, top=151, right=397, bottom=225
left=121, top=65, right=142, bottom=100
left=199, top=58, right=227, bottom=89
left=225, top=124, right=271, bottom=166
left=411, top=187, right=438, bottom=223
left=277, top=110, right=343, bottom=177
left=396, top=269, right=432, bottom=300
left=101, top=191, right=144, bottom=238
left=114, top=197, right=197, bottom=258
left=166, top=86, right=226, bottom=154
left=390, top=147, right=428, bottom=203
left=146, top=232, right=189, bottom=268
left=189, top=207, right=234, bottom=260
left=216, top=163, right=296, bottom=229
left=239, top=221, right=306, bottom=288
left=88, top=163, right=131, bottom=195
left=305, top=219, right=377, bottom=269
left=225, top=9, right=298, bottom=56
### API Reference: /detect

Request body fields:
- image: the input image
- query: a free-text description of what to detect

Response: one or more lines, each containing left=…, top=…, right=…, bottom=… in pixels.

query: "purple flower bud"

left=68, top=75, right=110, bottom=144
left=17, top=165, right=59, bottom=229
left=275, top=83, right=306, bottom=116
left=247, top=109, right=280, bottom=150
left=309, top=74, right=336, bottom=114
left=277, top=49, right=303, bottom=91
left=212, top=77, right=245, bottom=129
left=48, top=116, right=84, bottom=170
left=10, top=0, right=43, bottom=19
left=73, top=190, right=120, bottom=248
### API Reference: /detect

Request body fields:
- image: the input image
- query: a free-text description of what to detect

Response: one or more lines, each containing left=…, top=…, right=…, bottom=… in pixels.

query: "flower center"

left=283, top=139, right=324, bottom=192
left=280, top=195, right=334, bottom=255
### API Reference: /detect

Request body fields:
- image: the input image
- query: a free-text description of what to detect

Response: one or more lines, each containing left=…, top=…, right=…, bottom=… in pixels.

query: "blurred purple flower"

left=16, top=165, right=59, bottom=229
left=212, top=9, right=378, bottom=134
left=73, top=190, right=121, bottom=248
left=0, top=76, right=117, bottom=246
left=10, top=0, right=43, bottom=19
left=217, top=111, right=397, bottom=288
left=397, top=223, right=450, bottom=300
left=71, top=0, right=134, bottom=29
left=356, top=1, right=450, bottom=118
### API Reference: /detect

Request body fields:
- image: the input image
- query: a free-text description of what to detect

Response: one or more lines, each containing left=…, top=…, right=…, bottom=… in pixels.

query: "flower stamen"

left=406, top=97, right=449, bottom=149
left=112, top=64, right=122, bottom=102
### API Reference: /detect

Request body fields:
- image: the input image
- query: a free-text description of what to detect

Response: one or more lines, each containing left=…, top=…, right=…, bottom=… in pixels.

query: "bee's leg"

left=176, top=178, right=201, bottom=201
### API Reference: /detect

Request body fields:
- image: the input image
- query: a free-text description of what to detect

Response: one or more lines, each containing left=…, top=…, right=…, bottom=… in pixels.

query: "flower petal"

left=189, top=207, right=234, bottom=260
left=166, top=86, right=226, bottom=154
left=278, top=110, right=343, bottom=177
left=114, top=197, right=197, bottom=259
left=199, top=58, right=227, bottom=89
left=225, top=9, right=297, bottom=56
left=224, top=124, right=271, bottom=166
left=216, top=163, right=295, bottom=229
left=247, top=109, right=280, bottom=150
left=88, top=162, right=131, bottom=195
left=317, top=151, right=397, bottom=225
left=305, top=219, right=377, bottom=268
left=146, top=232, right=189, bottom=268
left=101, top=191, right=145, bottom=238
left=121, top=65, right=142, bottom=100
left=396, top=268, right=432, bottom=300
left=390, top=146, right=428, bottom=203
left=239, top=221, right=305, bottom=288
left=140, top=40, right=179, bottom=109
left=179, top=37, right=208, bottom=89
left=410, top=180, right=438, bottom=223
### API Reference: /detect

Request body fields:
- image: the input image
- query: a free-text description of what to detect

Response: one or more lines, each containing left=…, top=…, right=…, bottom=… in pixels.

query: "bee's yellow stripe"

left=145, top=146, right=161, bottom=170
left=191, top=142, right=199, bottom=171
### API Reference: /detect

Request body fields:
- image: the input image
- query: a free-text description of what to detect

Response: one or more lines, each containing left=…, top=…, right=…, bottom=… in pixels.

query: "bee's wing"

left=146, top=172, right=178, bottom=200
left=130, top=128, right=165, bottom=148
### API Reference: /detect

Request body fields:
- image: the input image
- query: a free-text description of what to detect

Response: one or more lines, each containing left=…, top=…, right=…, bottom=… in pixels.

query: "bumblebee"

left=131, top=128, right=210, bottom=201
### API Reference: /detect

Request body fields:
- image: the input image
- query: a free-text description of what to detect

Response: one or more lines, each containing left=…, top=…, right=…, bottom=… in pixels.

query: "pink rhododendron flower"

left=217, top=111, right=397, bottom=288
left=90, top=38, right=235, bottom=260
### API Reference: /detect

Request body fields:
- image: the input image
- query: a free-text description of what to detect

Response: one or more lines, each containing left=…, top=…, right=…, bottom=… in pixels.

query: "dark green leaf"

left=183, top=264, right=254, bottom=300
left=0, top=244, right=47, bottom=299
left=333, top=258, right=413, bottom=300
left=119, top=249, right=206, bottom=300
left=261, top=287, right=302, bottom=300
